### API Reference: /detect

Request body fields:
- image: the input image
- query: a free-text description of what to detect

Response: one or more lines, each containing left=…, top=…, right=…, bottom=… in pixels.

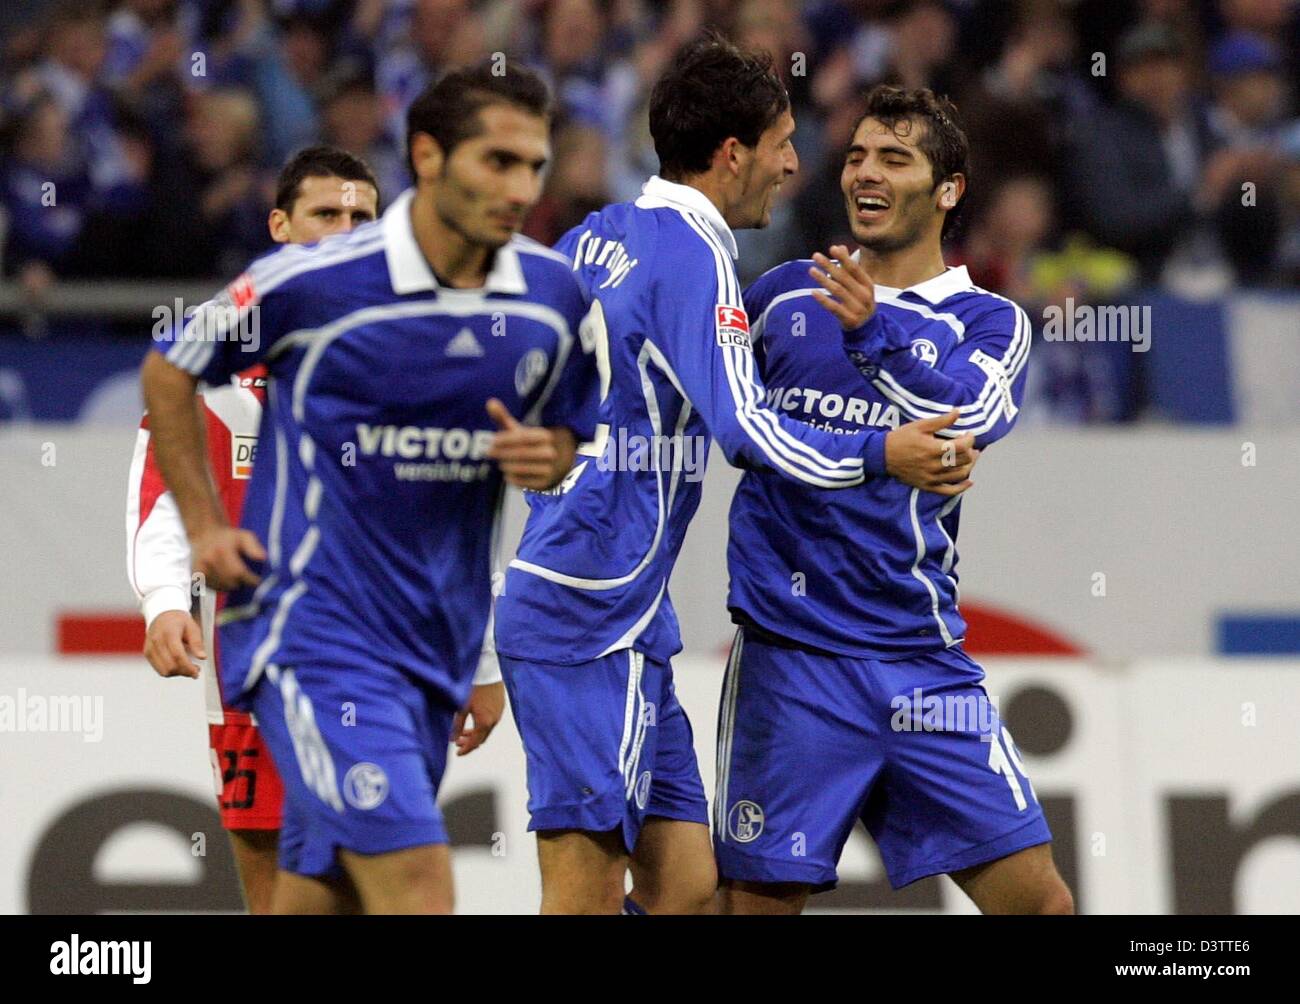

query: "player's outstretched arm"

left=811, top=248, right=1029, bottom=449
left=140, top=352, right=265, bottom=590
left=658, top=252, right=973, bottom=494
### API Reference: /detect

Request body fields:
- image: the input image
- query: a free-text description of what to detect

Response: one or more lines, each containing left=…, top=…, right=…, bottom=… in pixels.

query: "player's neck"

left=856, top=238, right=948, bottom=292
left=672, top=172, right=735, bottom=227
left=409, top=188, right=492, bottom=289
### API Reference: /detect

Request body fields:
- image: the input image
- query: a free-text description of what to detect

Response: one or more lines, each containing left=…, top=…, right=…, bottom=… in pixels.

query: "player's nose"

left=854, top=158, right=885, bottom=184
left=505, top=169, right=542, bottom=207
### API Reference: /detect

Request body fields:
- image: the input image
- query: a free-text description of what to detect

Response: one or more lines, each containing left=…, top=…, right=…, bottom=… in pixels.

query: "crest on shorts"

left=727, top=799, right=765, bottom=843
left=344, top=762, right=389, bottom=810
left=634, top=770, right=653, bottom=810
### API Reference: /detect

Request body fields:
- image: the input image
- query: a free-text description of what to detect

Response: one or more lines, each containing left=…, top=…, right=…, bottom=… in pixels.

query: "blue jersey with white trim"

left=494, top=177, right=889, bottom=666
left=727, top=259, right=1031, bottom=657
left=159, top=189, right=597, bottom=710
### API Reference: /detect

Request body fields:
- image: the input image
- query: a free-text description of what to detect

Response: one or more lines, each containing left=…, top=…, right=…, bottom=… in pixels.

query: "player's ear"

left=410, top=132, right=445, bottom=183
left=717, top=136, right=747, bottom=179
left=268, top=207, right=292, bottom=244
left=938, top=175, right=965, bottom=210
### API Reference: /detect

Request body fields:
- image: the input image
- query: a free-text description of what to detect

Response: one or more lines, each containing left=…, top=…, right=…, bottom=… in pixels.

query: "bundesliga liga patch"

left=715, top=305, right=751, bottom=349
left=225, top=273, right=257, bottom=309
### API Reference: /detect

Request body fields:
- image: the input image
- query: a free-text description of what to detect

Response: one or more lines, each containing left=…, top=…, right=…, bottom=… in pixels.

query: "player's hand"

left=190, top=524, right=265, bottom=592
left=809, top=245, right=876, bottom=331
left=452, top=682, right=505, bottom=756
left=486, top=398, right=577, bottom=490
left=885, top=410, right=980, bottom=496
left=143, top=610, right=205, bottom=679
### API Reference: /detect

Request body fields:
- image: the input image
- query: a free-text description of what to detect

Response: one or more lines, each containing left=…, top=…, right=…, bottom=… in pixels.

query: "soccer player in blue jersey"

left=493, top=39, right=979, bottom=914
left=139, top=62, right=597, bottom=914
left=715, top=85, right=1074, bottom=915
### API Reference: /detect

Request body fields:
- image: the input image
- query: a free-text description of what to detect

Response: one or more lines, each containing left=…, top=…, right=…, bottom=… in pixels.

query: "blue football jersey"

left=160, top=188, right=597, bottom=710
left=726, top=259, right=1031, bottom=657
left=494, top=177, right=890, bottom=666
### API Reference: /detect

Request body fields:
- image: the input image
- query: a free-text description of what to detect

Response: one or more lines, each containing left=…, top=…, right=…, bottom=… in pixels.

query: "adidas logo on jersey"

left=446, top=328, right=485, bottom=357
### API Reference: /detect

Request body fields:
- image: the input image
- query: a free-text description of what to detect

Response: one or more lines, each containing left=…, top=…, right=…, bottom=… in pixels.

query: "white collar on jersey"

left=636, top=175, right=740, bottom=259
left=382, top=188, right=527, bottom=295
left=853, top=252, right=971, bottom=305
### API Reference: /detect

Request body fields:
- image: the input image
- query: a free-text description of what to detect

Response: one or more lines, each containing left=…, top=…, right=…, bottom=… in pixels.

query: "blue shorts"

left=499, top=649, right=709, bottom=853
left=251, top=662, right=453, bottom=878
left=714, top=629, right=1052, bottom=891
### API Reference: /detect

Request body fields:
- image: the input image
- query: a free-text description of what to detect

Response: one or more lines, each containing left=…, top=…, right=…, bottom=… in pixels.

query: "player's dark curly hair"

left=405, top=60, right=552, bottom=175
left=858, top=85, right=970, bottom=238
left=649, top=33, right=790, bottom=180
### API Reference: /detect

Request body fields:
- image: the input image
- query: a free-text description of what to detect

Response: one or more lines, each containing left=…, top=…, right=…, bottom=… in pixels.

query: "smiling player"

left=714, top=85, right=1073, bottom=915
left=493, top=40, right=981, bottom=915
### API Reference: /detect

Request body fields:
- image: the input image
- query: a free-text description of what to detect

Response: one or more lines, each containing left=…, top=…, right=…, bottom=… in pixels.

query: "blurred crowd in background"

left=0, top=0, right=1297, bottom=422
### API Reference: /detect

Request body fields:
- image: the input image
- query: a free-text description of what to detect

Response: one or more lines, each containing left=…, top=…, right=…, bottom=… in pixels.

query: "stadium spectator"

left=318, top=70, right=406, bottom=209
left=103, top=0, right=185, bottom=96
left=149, top=87, right=273, bottom=277
left=1063, top=22, right=1234, bottom=285
left=1206, top=31, right=1291, bottom=282
left=0, top=93, right=90, bottom=281
left=522, top=121, right=611, bottom=246
left=374, top=0, right=487, bottom=149
left=0, top=0, right=1296, bottom=419
left=955, top=10, right=1095, bottom=224
left=1208, top=32, right=1291, bottom=145
left=534, top=0, right=612, bottom=128
left=951, top=174, right=1057, bottom=305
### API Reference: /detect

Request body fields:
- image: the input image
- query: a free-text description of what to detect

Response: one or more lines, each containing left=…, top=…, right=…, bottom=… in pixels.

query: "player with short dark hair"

left=404, top=66, right=552, bottom=178
left=271, top=145, right=382, bottom=231
left=493, top=40, right=978, bottom=915
left=714, top=84, right=1073, bottom=915
left=128, top=146, right=380, bottom=914
left=138, top=60, right=597, bottom=914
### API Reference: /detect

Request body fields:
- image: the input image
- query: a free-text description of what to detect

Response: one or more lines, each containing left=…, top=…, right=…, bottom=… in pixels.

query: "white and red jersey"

left=125, top=366, right=503, bottom=725
left=126, top=367, right=268, bottom=724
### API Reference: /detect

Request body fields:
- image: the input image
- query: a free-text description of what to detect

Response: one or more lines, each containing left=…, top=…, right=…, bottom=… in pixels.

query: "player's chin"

left=848, top=220, right=882, bottom=245
left=480, top=220, right=521, bottom=247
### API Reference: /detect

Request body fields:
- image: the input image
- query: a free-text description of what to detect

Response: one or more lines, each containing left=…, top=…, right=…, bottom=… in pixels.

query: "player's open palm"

left=144, top=610, right=205, bottom=679
left=190, top=525, right=265, bottom=592
left=886, top=410, right=980, bottom=496
left=453, top=681, right=505, bottom=756
left=809, top=245, right=876, bottom=330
